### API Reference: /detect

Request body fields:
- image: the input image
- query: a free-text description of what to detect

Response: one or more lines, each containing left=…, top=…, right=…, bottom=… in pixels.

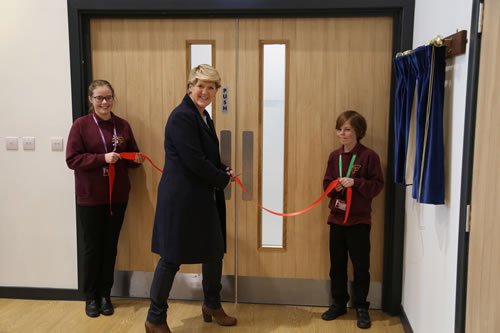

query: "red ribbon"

left=116, top=152, right=352, bottom=223
left=108, top=163, right=115, bottom=215
left=120, top=152, right=163, bottom=172
left=234, top=177, right=351, bottom=223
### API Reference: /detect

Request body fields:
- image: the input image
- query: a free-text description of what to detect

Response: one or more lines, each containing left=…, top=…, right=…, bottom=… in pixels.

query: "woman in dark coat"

left=145, top=65, right=236, bottom=333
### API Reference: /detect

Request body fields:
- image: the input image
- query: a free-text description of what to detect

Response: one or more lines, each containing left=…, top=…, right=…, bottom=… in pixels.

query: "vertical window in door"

left=187, top=42, right=215, bottom=116
left=260, top=42, right=288, bottom=248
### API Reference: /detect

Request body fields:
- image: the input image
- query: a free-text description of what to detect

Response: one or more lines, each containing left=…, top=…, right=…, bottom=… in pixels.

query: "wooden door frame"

left=67, top=0, right=415, bottom=315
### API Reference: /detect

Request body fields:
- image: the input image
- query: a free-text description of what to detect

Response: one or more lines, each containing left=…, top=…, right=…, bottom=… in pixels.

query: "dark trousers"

left=76, top=202, right=127, bottom=301
left=147, top=257, right=223, bottom=325
left=329, top=223, right=371, bottom=309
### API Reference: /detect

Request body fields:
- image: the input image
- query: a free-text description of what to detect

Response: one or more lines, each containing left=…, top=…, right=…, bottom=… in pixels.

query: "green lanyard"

left=339, top=153, right=357, bottom=193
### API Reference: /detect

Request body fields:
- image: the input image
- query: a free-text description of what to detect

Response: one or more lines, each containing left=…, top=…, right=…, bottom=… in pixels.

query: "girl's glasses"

left=93, top=96, right=114, bottom=102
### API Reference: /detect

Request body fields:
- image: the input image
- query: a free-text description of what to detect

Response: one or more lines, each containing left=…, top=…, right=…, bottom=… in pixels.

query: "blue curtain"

left=393, top=44, right=445, bottom=205
left=393, top=55, right=416, bottom=185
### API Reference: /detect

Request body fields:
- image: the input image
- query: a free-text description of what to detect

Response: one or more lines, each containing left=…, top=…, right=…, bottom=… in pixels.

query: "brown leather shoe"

left=202, top=304, right=237, bottom=326
left=145, top=320, right=171, bottom=333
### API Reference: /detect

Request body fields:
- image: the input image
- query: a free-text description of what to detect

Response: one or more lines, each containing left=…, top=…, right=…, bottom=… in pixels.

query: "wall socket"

left=6, top=137, right=19, bottom=150
left=51, top=137, right=64, bottom=151
left=22, top=137, right=36, bottom=150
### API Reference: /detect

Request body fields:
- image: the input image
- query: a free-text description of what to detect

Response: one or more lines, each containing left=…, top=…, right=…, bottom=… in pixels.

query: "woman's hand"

left=224, top=167, right=235, bottom=189
left=335, top=183, right=344, bottom=192
left=226, top=167, right=235, bottom=182
left=134, top=152, right=145, bottom=164
left=339, top=177, right=354, bottom=188
left=105, top=152, right=121, bottom=164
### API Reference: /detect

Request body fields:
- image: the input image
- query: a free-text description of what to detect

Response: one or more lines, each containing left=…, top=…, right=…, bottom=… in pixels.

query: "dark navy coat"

left=151, top=94, right=230, bottom=264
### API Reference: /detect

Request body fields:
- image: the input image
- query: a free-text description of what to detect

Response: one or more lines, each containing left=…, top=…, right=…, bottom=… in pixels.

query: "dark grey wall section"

left=455, top=0, right=483, bottom=332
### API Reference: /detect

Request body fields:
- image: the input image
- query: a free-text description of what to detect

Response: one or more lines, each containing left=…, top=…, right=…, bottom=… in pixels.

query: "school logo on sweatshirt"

left=112, top=135, right=125, bottom=147
left=352, top=164, right=361, bottom=175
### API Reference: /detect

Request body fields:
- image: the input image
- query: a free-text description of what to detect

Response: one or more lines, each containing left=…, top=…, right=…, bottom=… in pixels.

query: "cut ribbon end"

left=108, top=163, right=115, bottom=215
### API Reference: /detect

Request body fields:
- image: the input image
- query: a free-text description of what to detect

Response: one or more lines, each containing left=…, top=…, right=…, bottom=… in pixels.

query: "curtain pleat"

left=393, top=44, right=445, bottom=205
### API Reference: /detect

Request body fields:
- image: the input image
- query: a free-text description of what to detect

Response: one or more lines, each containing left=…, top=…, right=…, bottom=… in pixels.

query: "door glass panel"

left=261, top=43, right=286, bottom=248
left=189, top=43, right=213, bottom=116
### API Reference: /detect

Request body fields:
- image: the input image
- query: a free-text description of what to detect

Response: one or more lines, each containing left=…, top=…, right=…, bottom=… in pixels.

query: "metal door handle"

left=242, top=131, right=254, bottom=201
left=220, top=130, right=232, bottom=200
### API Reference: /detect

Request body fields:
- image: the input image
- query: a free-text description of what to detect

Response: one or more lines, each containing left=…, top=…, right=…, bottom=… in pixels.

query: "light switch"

left=22, top=137, right=36, bottom=150
left=51, top=137, right=64, bottom=151
left=6, top=137, right=19, bottom=150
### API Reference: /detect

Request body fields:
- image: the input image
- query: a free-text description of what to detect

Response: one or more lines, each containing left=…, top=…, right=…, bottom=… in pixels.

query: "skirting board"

left=400, top=305, right=414, bottom=333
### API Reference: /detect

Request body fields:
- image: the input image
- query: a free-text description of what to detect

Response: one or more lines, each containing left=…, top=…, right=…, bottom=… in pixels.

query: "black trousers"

left=147, top=257, right=223, bottom=325
left=76, top=202, right=127, bottom=301
left=329, top=223, right=371, bottom=309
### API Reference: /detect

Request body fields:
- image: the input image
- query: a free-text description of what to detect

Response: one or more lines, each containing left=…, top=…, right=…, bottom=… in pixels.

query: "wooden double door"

left=90, top=17, right=392, bottom=307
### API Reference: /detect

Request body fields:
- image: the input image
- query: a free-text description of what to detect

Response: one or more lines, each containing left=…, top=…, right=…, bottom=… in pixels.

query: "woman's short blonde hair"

left=187, top=64, right=221, bottom=89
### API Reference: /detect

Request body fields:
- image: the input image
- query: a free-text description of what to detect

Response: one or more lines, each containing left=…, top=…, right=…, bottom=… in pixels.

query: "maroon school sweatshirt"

left=322, top=143, right=384, bottom=226
left=66, top=112, right=140, bottom=206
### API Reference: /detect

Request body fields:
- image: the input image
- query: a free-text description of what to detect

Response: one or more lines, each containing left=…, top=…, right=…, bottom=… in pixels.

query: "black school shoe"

left=85, top=299, right=100, bottom=318
left=100, top=296, right=114, bottom=315
left=321, top=304, right=347, bottom=321
left=356, top=308, right=371, bottom=329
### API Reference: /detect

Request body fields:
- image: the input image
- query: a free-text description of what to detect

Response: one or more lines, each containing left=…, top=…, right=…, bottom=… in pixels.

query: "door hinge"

left=465, top=204, right=472, bottom=232
left=478, top=1, right=485, bottom=34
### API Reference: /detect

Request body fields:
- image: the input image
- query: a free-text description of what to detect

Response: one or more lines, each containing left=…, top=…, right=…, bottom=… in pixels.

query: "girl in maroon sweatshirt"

left=66, top=80, right=144, bottom=318
left=321, top=110, right=384, bottom=329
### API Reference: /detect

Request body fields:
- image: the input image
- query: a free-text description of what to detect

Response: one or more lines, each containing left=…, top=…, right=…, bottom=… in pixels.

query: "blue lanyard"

left=92, top=114, right=117, bottom=153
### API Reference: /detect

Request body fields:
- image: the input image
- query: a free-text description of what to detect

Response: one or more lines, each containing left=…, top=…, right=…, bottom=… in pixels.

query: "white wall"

left=0, top=0, right=77, bottom=288
left=402, top=0, right=473, bottom=332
